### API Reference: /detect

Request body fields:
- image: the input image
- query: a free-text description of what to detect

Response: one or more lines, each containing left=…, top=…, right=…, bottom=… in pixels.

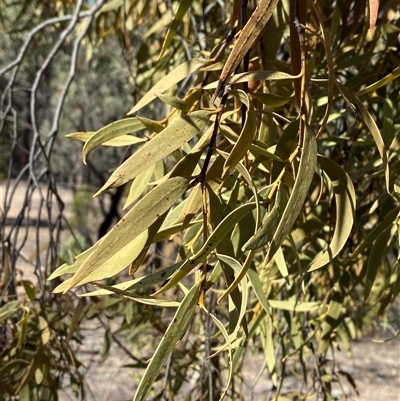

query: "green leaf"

left=159, top=0, right=195, bottom=59
left=252, top=92, right=293, bottom=107
left=216, top=253, right=249, bottom=339
left=128, top=59, right=207, bottom=115
left=62, top=177, right=189, bottom=292
left=92, top=283, right=181, bottom=307
left=157, top=94, right=190, bottom=112
left=66, top=132, right=145, bottom=147
left=351, top=207, right=399, bottom=258
left=222, top=91, right=257, bottom=177
left=266, top=124, right=317, bottom=264
left=95, top=110, right=211, bottom=196
left=123, top=164, right=156, bottom=209
left=154, top=202, right=257, bottom=295
left=337, top=82, right=390, bottom=192
left=307, top=156, right=356, bottom=271
left=80, top=261, right=184, bottom=297
left=201, top=306, right=233, bottom=400
left=136, top=116, right=165, bottom=133
left=268, top=300, right=320, bottom=311
left=243, top=183, right=284, bottom=251
left=52, top=230, right=149, bottom=293
left=0, top=300, right=19, bottom=323
left=364, top=227, right=393, bottom=300
left=212, top=0, right=282, bottom=98
left=204, top=70, right=299, bottom=90
left=356, top=65, right=400, bottom=96
left=320, top=283, right=344, bottom=352
left=133, top=281, right=200, bottom=401
left=82, top=118, right=145, bottom=163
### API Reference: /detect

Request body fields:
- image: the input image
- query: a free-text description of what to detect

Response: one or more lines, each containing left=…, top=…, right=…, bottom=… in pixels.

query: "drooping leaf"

left=204, top=70, right=299, bottom=91
left=356, top=66, right=400, bottom=96
left=52, top=230, right=149, bottom=294
left=133, top=281, right=200, bottom=401
left=66, top=132, right=145, bottom=147
left=123, top=164, right=156, bottom=209
left=307, top=156, right=356, bottom=272
left=154, top=202, right=257, bottom=294
left=82, top=118, right=145, bottom=162
left=128, top=58, right=207, bottom=115
left=265, top=124, right=317, bottom=264
left=212, top=0, right=282, bottom=99
left=62, top=177, right=189, bottom=292
left=251, top=92, right=293, bottom=107
left=92, top=283, right=181, bottom=307
left=95, top=110, right=211, bottom=196
left=223, top=90, right=257, bottom=177
left=159, top=0, right=195, bottom=59
left=337, top=82, right=390, bottom=192
left=157, top=93, right=190, bottom=111
left=243, top=183, right=284, bottom=251
left=364, top=226, right=393, bottom=300
left=80, top=261, right=184, bottom=297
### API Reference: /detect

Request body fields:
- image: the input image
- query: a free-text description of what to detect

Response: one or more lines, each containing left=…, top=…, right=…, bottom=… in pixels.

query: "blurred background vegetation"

left=1, top=0, right=399, bottom=400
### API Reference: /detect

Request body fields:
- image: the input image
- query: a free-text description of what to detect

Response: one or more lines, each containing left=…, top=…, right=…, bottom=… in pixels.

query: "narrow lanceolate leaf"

left=52, top=230, right=148, bottom=294
left=79, top=261, right=184, bottom=297
left=95, top=111, right=211, bottom=196
left=307, top=156, right=356, bottom=271
left=204, top=70, right=298, bottom=90
left=251, top=92, right=293, bottom=107
left=265, top=125, right=317, bottom=264
left=223, top=91, right=257, bottom=177
left=159, top=0, right=195, bottom=59
left=364, top=227, right=393, bottom=300
left=63, top=177, right=189, bottom=292
left=82, top=118, right=145, bottom=163
left=123, top=165, right=156, bottom=209
left=92, top=283, right=181, bottom=307
left=212, top=0, right=281, bottom=100
left=351, top=207, right=400, bottom=258
left=66, top=132, right=145, bottom=147
left=157, top=94, right=190, bottom=111
left=128, top=59, right=206, bottom=115
left=356, top=66, right=400, bottom=96
left=320, top=283, right=344, bottom=352
left=133, top=281, right=200, bottom=401
left=154, top=202, right=257, bottom=295
left=337, top=82, right=390, bottom=192
left=243, top=183, right=284, bottom=251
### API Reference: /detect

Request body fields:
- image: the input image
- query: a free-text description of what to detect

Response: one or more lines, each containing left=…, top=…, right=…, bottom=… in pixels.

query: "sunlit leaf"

left=82, top=118, right=145, bottom=162
left=154, top=202, right=257, bottom=295
left=66, top=132, right=145, bottom=147
left=128, top=58, right=207, bottom=115
left=95, top=110, right=211, bottom=196
left=133, top=281, right=200, bottom=401
left=364, top=227, right=393, bottom=300
left=123, top=165, right=156, bottom=209
left=204, top=70, right=299, bottom=91
left=223, top=91, right=257, bottom=177
left=212, top=0, right=282, bottom=99
left=308, top=156, right=356, bottom=271
left=159, top=0, right=195, bottom=59
left=266, top=124, right=317, bottom=264
left=62, top=177, right=189, bottom=292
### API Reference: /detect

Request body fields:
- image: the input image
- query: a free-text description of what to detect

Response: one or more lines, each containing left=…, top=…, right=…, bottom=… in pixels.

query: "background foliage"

left=1, top=0, right=399, bottom=400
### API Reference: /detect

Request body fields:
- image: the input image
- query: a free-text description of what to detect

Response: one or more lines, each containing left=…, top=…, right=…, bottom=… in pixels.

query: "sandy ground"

left=58, top=326, right=399, bottom=401
left=2, top=180, right=400, bottom=401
